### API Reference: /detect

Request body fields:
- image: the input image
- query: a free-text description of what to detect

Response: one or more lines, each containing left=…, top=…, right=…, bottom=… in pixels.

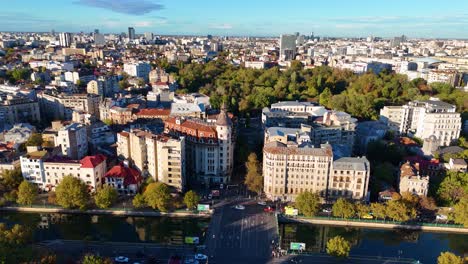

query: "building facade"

left=55, top=123, right=88, bottom=160
left=398, top=161, right=429, bottom=196
left=263, top=142, right=370, bottom=202
left=164, top=109, right=234, bottom=184
left=380, top=98, right=461, bottom=146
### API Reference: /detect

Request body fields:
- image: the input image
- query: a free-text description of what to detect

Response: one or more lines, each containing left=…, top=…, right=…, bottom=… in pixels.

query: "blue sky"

left=1, top=0, right=468, bottom=38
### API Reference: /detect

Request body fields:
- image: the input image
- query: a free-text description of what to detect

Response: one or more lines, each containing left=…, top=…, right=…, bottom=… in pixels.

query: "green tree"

left=437, top=251, right=464, bottom=264
left=370, top=203, right=387, bottom=220
left=437, top=171, right=468, bottom=205
left=55, top=176, right=90, bottom=210
left=244, top=152, right=263, bottom=195
left=295, top=191, right=320, bottom=217
left=25, top=133, right=43, bottom=147
left=0, top=223, right=33, bottom=263
left=144, top=182, right=171, bottom=212
left=17, top=180, right=38, bottom=206
left=82, top=254, right=113, bottom=264
left=319, top=87, right=332, bottom=107
left=183, top=190, right=200, bottom=210
left=132, top=193, right=146, bottom=208
left=332, top=198, right=356, bottom=219
left=1, top=167, right=23, bottom=190
left=355, top=203, right=370, bottom=219
left=102, top=119, right=113, bottom=126
left=326, top=236, right=351, bottom=258
left=386, top=200, right=416, bottom=222
left=450, top=197, right=468, bottom=227
left=94, top=185, right=118, bottom=209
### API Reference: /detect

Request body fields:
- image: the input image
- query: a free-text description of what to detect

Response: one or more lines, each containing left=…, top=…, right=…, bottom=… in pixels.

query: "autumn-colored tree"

left=244, top=153, right=263, bottom=195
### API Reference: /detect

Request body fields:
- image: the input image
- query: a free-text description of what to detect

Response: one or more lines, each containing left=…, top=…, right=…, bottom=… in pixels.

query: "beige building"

left=263, top=142, right=370, bottom=201
left=38, top=92, right=100, bottom=120
left=86, top=80, right=104, bottom=96
left=0, top=93, right=41, bottom=125
left=55, top=123, right=88, bottom=160
left=399, top=161, right=429, bottom=196
left=116, top=129, right=186, bottom=191
left=328, top=157, right=370, bottom=200
left=263, top=142, right=333, bottom=201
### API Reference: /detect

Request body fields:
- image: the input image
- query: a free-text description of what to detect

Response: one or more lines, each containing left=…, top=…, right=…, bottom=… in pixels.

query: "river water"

left=279, top=222, right=468, bottom=263
left=1, top=212, right=466, bottom=263
left=0, top=212, right=209, bottom=245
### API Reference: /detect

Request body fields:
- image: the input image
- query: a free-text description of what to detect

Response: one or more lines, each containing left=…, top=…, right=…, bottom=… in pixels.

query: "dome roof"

left=216, top=108, right=232, bottom=127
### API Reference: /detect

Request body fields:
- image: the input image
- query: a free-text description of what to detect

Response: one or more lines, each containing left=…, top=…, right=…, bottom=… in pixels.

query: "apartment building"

left=20, top=152, right=107, bottom=191
left=38, top=92, right=100, bottom=120
left=398, top=161, right=429, bottom=196
left=263, top=142, right=370, bottom=201
left=380, top=98, right=461, bottom=146
left=55, top=123, right=88, bottom=160
left=123, top=61, right=151, bottom=82
left=164, top=108, right=234, bottom=184
left=0, top=92, right=41, bottom=125
left=116, top=129, right=186, bottom=191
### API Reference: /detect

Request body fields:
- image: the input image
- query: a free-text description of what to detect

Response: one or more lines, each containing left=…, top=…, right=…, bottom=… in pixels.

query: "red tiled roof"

left=118, top=131, right=130, bottom=137
left=126, top=104, right=140, bottom=109
left=80, top=154, right=107, bottom=168
left=135, top=108, right=171, bottom=117
left=105, top=164, right=142, bottom=186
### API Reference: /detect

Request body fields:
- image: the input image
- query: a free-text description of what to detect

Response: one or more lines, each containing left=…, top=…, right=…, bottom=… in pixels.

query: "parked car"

left=264, top=206, right=275, bottom=213
left=322, top=208, right=332, bottom=213
left=257, top=201, right=267, bottom=206
left=362, top=214, right=373, bottom=219
left=436, top=214, right=448, bottom=221
left=234, top=205, right=245, bottom=210
left=114, top=256, right=129, bottom=263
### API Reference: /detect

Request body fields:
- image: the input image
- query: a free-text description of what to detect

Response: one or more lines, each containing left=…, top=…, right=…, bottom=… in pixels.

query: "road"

left=206, top=199, right=278, bottom=264
left=38, top=239, right=195, bottom=263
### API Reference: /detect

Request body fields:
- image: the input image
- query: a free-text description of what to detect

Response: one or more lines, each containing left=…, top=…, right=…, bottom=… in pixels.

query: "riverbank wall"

left=279, top=216, right=468, bottom=234
left=0, top=206, right=212, bottom=218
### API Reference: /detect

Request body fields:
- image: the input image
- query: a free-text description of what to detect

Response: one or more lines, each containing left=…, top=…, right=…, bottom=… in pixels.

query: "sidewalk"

left=0, top=206, right=212, bottom=218
left=280, top=215, right=468, bottom=234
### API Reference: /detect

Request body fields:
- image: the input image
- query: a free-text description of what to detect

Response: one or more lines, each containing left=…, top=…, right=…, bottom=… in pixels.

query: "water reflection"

left=279, top=222, right=467, bottom=263
left=0, top=212, right=209, bottom=245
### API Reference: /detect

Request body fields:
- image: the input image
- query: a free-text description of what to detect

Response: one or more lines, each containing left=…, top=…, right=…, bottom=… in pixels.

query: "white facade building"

left=123, top=62, right=151, bottom=82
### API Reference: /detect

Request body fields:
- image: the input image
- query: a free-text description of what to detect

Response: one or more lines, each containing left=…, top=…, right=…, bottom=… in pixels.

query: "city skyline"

left=1, top=0, right=468, bottom=38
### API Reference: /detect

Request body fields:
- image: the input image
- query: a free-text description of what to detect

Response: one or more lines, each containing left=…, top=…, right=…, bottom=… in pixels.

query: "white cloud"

left=135, top=21, right=153, bottom=27
left=209, top=24, right=233, bottom=30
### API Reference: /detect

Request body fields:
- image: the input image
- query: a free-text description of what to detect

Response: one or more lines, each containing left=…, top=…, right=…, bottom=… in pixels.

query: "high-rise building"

left=55, top=123, right=88, bottom=160
left=123, top=61, right=151, bottom=81
left=59, top=32, right=72, bottom=47
left=280, top=34, right=297, bottom=61
left=128, top=27, right=136, bottom=40
left=144, top=32, right=154, bottom=40
left=94, top=33, right=105, bottom=45
left=380, top=98, right=462, bottom=146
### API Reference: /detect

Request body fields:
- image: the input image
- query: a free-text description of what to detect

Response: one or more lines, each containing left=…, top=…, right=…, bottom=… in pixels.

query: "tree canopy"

left=94, top=185, right=118, bottom=209
left=183, top=190, right=200, bottom=210
left=55, top=176, right=90, bottom=210
left=332, top=198, right=356, bottom=219
left=450, top=197, right=468, bottom=227
left=295, top=191, right=320, bottom=217
left=326, top=236, right=351, bottom=258
left=17, top=180, right=38, bottom=206
left=244, top=152, right=263, bottom=195
left=437, top=251, right=464, bottom=264
left=437, top=171, right=468, bottom=206
left=143, top=182, right=171, bottom=212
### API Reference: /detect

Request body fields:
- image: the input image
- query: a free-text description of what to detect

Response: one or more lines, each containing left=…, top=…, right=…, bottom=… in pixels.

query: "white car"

left=436, top=214, right=448, bottom=221
left=194, top=254, right=208, bottom=261
left=234, top=205, right=245, bottom=210
left=257, top=201, right=267, bottom=206
left=322, top=208, right=332, bottom=213
left=114, top=256, right=129, bottom=263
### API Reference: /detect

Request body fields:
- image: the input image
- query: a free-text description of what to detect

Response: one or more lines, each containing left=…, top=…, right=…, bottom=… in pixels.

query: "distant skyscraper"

left=94, top=33, right=105, bottom=45
left=94, top=29, right=99, bottom=34
left=144, top=32, right=154, bottom=40
left=279, top=34, right=297, bottom=61
left=59, top=32, right=72, bottom=47
left=128, top=27, right=136, bottom=40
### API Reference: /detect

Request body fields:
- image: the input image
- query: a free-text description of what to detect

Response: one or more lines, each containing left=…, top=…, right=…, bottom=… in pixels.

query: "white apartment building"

left=21, top=152, right=107, bottom=192
left=156, top=136, right=186, bottom=191
left=123, top=62, right=151, bottom=82
left=263, top=142, right=370, bottom=202
left=380, top=98, right=461, bottom=146
left=55, top=123, right=88, bottom=160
